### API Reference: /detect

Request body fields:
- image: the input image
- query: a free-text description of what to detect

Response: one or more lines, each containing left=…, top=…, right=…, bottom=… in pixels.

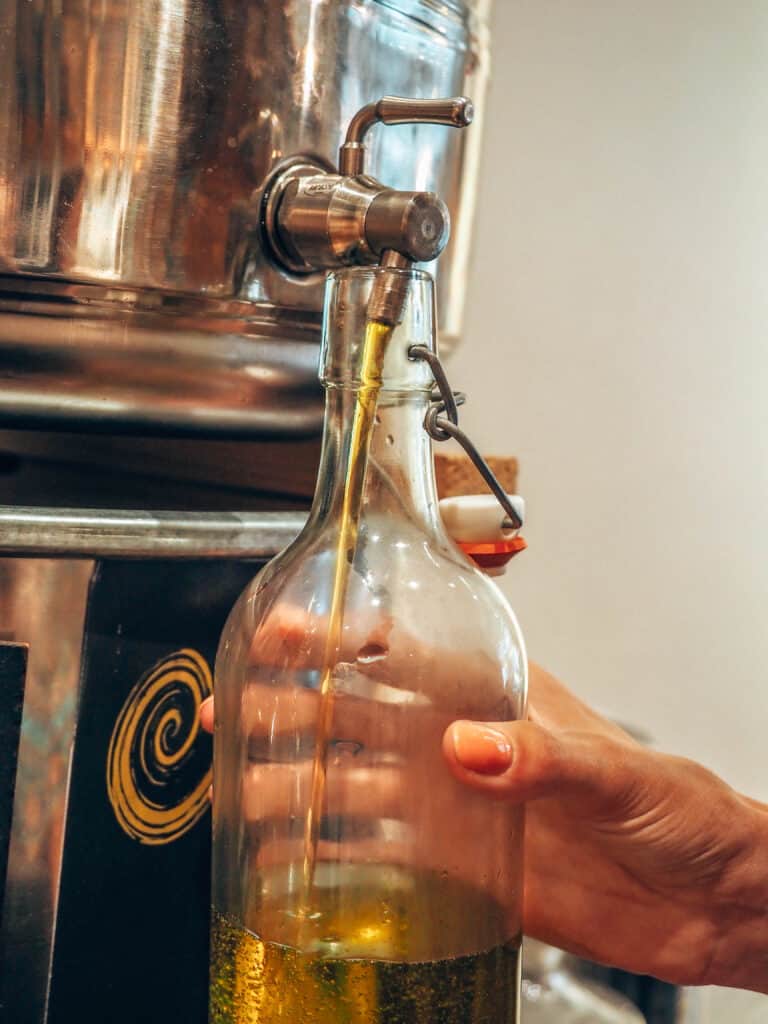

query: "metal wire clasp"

left=408, top=345, right=523, bottom=530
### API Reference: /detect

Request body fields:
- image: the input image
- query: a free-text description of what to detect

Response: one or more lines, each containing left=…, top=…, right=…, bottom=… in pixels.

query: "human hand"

left=201, top=623, right=768, bottom=993
left=443, top=664, right=768, bottom=993
left=204, top=604, right=523, bottom=914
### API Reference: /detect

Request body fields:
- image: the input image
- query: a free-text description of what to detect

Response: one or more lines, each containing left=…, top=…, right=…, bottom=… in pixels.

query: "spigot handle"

left=340, top=96, right=474, bottom=175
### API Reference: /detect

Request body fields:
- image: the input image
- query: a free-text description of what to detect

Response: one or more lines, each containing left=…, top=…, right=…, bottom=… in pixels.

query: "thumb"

left=443, top=719, right=637, bottom=812
left=199, top=695, right=214, bottom=733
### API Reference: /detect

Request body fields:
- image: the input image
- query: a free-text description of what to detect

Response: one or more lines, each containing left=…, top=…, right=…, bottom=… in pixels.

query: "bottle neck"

left=308, top=385, right=443, bottom=537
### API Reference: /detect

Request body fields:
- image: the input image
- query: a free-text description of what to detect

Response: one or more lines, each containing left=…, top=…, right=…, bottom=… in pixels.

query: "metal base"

left=0, top=278, right=324, bottom=438
left=0, top=509, right=305, bottom=1024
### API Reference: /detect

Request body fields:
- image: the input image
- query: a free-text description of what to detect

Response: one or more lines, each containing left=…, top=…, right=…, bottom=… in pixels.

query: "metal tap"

left=262, top=96, right=473, bottom=322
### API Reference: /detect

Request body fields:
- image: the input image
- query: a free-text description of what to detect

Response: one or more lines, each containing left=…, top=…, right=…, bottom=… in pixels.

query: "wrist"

left=706, top=797, right=768, bottom=992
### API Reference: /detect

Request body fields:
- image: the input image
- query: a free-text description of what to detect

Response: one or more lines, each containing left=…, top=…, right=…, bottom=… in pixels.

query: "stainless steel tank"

left=0, top=0, right=490, bottom=436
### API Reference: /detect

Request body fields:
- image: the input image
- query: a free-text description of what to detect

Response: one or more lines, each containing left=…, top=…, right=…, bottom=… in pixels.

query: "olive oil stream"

left=301, top=318, right=392, bottom=907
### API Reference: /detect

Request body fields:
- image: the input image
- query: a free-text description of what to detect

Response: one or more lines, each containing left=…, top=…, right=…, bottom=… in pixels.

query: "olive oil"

left=302, top=319, right=393, bottom=901
left=210, top=865, right=520, bottom=1024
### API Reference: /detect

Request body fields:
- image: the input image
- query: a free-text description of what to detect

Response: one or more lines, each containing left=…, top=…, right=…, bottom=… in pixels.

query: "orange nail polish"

left=453, top=723, right=512, bottom=775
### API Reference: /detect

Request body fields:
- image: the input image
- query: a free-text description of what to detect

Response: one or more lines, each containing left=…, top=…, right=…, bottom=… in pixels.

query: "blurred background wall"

left=455, top=2, right=768, bottom=1017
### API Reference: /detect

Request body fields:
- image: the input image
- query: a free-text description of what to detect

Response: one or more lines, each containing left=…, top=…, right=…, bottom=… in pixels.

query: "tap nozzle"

left=261, top=95, right=472, bottom=277
left=366, top=250, right=414, bottom=327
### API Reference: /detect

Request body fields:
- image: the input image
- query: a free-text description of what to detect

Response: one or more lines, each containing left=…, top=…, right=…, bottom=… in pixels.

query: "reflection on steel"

left=0, top=2, right=493, bottom=440
left=0, top=642, right=27, bottom=906
left=0, top=507, right=306, bottom=559
left=0, top=559, right=92, bottom=1024
left=0, top=277, right=324, bottom=437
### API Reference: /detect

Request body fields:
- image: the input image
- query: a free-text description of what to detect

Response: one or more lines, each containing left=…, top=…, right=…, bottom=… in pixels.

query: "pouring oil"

left=301, top=318, right=392, bottom=903
left=210, top=864, right=521, bottom=1024
left=209, top=313, right=521, bottom=1022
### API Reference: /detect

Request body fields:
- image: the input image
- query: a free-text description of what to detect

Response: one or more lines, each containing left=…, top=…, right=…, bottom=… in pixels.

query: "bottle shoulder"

left=239, top=520, right=523, bottom=641
left=217, top=518, right=527, bottom=721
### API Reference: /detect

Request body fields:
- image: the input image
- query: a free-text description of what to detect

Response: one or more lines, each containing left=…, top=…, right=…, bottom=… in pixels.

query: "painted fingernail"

left=452, top=723, right=513, bottom=775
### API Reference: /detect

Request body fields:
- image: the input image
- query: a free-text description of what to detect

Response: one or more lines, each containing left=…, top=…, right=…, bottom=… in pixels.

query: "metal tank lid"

left=0, top=0, right=491, bottom=439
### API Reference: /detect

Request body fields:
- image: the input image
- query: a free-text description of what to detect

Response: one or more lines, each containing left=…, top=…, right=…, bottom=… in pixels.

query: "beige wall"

left=454, top=2, right=768, bottom=1016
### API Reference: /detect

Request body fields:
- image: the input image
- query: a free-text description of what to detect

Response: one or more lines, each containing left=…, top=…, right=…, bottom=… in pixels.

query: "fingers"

left=200, top=669, right=514, bottom=754
left=242, top=760, right=407, bottom=822
left=200, top=695, right=213, bottom=733
left=199, top=683, right=324, bottom=740
left=246, top=604, right=395, bottom=672
left=230, top=756, right=522, bottom=906
left=241, top=602, right=517, bottom=712
left=443, top=719, right=635, bottom=813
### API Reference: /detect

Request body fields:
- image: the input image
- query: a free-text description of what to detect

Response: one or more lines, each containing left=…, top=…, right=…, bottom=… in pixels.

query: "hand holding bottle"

left=204, top=265, right=766, bottom=1023
left=201, top=649, right=768, bottom=995
left=203, top=603, right=518, bottom=887
left=445, top=663, right=768, bottom=994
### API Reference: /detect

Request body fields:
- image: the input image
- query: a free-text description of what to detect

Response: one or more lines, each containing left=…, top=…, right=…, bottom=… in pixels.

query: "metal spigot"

left=262, top=96, right=473, bottom=322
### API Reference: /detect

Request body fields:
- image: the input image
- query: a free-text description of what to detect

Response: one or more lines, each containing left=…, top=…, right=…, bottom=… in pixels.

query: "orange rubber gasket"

left=458, top=536, right=527, bottom=570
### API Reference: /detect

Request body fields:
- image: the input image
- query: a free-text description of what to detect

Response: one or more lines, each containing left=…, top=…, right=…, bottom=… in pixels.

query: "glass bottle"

left=210, top=266, right=527, bottom=1024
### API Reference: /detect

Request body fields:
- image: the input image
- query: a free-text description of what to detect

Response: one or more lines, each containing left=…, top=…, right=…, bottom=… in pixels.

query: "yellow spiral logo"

left=107, top=648, right=212, bottom=845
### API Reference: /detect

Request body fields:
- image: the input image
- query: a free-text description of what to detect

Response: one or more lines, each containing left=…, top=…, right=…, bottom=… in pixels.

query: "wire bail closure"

left=408, top=345, right=523, bottom=530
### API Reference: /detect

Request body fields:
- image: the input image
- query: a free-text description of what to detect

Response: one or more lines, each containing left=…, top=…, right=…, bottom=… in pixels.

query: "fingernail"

left=452, top=723, right=513, bottom=775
